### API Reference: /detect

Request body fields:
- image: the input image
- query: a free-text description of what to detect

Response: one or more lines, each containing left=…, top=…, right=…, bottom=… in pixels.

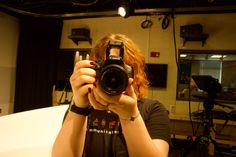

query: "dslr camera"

left=192, top=75, right=222, bottom=99
left=93, top=40, right=134, bottom=96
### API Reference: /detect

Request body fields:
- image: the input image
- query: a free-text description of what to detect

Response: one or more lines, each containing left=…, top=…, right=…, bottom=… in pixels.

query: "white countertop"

left=0, top=105, right=68, bottom=157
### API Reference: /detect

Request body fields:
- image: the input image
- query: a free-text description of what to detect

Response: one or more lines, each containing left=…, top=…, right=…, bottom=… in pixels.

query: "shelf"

left=182, top=34, right=209, bottom=46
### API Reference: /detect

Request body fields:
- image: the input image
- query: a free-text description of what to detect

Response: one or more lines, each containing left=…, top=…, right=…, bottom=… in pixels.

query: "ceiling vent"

left=68, top=28, right=92, bottom=45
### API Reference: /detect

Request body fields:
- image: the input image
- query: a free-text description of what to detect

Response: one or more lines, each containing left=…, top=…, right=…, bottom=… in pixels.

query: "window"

left=177, top=49, right=236, bottom=104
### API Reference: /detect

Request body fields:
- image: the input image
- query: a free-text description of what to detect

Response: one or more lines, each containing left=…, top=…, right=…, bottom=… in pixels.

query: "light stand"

left=58, top=78, right=72, bottom=105
left=182, top=75, right=222, bottom=157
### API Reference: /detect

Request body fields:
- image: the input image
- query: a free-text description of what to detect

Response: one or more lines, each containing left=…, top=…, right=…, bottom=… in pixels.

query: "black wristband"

left=70, top=103, right=93, bottom=116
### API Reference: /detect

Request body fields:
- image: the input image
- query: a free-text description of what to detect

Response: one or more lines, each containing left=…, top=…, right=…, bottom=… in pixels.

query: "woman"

left=52, top=34, right=170, bottom=157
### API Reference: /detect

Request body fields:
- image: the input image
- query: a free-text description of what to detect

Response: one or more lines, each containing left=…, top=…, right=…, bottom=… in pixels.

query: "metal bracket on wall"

left=68, top=28, right=92, bottom=45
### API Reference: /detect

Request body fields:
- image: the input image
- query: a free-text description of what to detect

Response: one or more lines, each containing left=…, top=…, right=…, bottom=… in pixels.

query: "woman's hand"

left=88, top=78, right=139, bottom=119
left=70, top=54, right=96, bottom=108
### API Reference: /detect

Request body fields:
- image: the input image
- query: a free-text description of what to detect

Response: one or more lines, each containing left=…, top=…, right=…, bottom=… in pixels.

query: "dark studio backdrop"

left=14, top=17, right=63, bottom=113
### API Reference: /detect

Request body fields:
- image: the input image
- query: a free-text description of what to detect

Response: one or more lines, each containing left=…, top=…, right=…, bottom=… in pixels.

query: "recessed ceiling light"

left=180, top=54, right=187, bottom=57
left=211, top=55, right=227, bottom=58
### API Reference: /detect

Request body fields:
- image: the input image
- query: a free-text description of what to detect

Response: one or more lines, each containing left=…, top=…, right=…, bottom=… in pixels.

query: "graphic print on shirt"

left=87, top=110, right=120, bottom=135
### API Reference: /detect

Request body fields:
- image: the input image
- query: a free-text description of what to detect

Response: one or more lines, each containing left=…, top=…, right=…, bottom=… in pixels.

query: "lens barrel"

left=99, top=64, right=129, bottom=95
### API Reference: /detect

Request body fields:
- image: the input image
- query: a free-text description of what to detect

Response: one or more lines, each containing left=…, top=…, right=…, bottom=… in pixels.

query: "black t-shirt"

left=83, top=98, right=170, bottom=157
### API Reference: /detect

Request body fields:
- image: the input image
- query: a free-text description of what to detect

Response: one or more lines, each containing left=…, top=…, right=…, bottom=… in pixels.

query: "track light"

left=118, top=6, right=127, bottom=17
left=118, top=0, right=134, bottom=18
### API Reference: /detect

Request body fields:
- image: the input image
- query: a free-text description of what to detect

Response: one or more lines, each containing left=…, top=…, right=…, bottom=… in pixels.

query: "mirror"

left=177, top=49, right=236, bottom=104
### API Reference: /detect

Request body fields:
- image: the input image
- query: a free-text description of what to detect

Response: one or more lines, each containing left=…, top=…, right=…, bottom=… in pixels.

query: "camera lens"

left=99, top=64, right=128, bottom=95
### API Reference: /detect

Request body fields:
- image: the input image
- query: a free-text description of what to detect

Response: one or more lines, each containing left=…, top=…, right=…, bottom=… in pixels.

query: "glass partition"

left=177, top=49, right=236, bottom=104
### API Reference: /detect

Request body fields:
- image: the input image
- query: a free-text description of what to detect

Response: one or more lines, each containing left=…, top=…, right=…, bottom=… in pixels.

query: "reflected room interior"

left=177, top=50, right=236, bottom=104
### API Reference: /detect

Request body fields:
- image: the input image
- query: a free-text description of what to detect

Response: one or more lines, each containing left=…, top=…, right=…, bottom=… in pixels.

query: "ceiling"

left=0, top=0, right=236, bottom=18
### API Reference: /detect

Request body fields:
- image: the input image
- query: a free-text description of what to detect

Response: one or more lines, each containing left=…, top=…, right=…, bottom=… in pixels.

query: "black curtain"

left=14, top=17, right=62, bottom=113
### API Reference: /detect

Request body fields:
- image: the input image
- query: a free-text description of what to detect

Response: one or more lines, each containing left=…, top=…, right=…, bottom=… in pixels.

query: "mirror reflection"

left=177, top=49, right=236, bottom=103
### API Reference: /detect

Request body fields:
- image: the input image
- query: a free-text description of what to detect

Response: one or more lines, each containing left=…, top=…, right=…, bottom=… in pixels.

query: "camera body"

left=93, top=40, right=133, bottom=95
left=192, top=75, right=222, bottom=99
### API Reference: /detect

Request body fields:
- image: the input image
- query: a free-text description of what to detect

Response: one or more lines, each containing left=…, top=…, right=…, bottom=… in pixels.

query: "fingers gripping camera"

left=92, top=40, right=134, bottom=96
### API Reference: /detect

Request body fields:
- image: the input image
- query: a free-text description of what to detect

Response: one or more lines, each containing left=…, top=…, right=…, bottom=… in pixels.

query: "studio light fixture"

left=118, top=0, right=134, bottom=18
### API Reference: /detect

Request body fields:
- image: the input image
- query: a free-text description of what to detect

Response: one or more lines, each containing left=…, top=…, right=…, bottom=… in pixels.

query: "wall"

left=0, top=12, right=19, bottom=115
left=59, top=13, right=236, bottom=116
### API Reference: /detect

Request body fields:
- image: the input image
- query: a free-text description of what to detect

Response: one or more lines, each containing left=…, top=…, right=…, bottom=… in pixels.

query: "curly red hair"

left=90, top=34, right=149, bottom=100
